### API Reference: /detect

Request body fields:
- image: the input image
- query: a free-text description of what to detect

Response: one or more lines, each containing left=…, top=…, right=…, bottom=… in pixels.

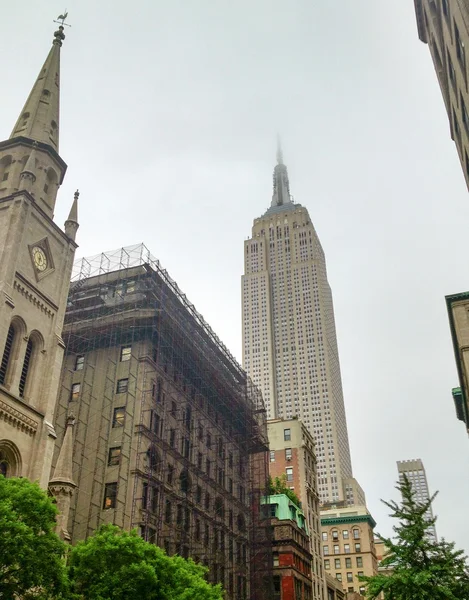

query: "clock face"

left=32, top=246, right=48, bottom=272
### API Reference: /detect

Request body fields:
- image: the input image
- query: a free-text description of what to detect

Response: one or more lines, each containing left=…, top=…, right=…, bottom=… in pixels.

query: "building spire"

left=64, top=189, right=80, bottom=241
left=271, top=138, right=292, bottom=208
left=49, top=414, right=77, bottom=541
left=10, top=25, right=65, bottom=151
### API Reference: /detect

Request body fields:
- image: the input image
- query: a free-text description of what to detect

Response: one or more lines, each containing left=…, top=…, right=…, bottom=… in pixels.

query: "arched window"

left=0, top=325, right=16, bottom=385
left=0, top=155, right=12, bottom=186
left=0, top=441, right=22, bottom=478
left=18, top=338, right=33, bottom=398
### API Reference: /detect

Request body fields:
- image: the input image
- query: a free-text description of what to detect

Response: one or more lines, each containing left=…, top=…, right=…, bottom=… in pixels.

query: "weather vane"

left=53, top=10, right=71, bottom=27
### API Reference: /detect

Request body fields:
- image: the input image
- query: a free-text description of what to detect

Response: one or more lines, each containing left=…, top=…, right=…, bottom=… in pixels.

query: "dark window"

left=206, top=432, right=212, bottom=449
left=150, top=411, right=160, bottom=435
left=184, top=406, right=191, bottom=430
left=442, top=0, right=449, bottom=18
left=345, top=557, right=352, bottom=568
left=169, top=428, right=176, bottom=448
left=147, top=445, right=159, bottom=470
left=228, top=452, right=233, bottom=469
left=335, top=558, right=341, bottom=569
left=116, top=378, right=128, bottom=393
left=70, top=382, right=81, bottom=402
left=75, top=354, right=84, bottom=371
left=205, top=492, right=210, bottom=511
left=455, top=22, right=466, bottom=73
left=353, top=529, right=360, bottom=539
left=18, top=338, right=33, bottom=398
left=196, top=485, right=202, bottom=504
left=167, top=464, right=174, bottom=485
left=284, top=428, right=291, bottom=441
left=108, top=447, right=121, bottom=466
left=171, top=401, right=177, bottom=416
left=228, top=477, right=233, bottom=494
left=195, top=518, right=201, bottom=541
left=103, top=482, right=117, bottom=509
left=356, top=557, right=363, bottom=567
left=165, top=499, right=172, bottom=523
left=120, top=346, right=131, bottom=362
left=180, top=470, right=190, bottom=493
left=2, top=172, right=8, bottom=182
left=112, top=407, right=125, bottom=427
left=197, top=452, right=203, bottom=470
left=206, top=458, right=211, bottom=477
left=176, top=504, right=183, bottom=525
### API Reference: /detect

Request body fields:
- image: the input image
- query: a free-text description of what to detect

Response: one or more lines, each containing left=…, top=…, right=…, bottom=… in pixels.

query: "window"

left=333, top=545, right=340, bottom=555
left=273, top=553, right=279, bottom=567
left=167, top=464, right=174, bottom=485
left=206, top=458, right=211, bottom=477
left=270, top=450, right=275, bottom=462
left=112, top=407, right=125, bottom=427
left=206, top=432, right=212, bottom=449
left=205, top=493, right=210, bottom=511
left=324, top=559, right=330, bottom=570
left=285, top=448, right=292, bottom=461
left=116, top=378, right=128, bottom=393
left=75, top=354, right=84, bottom=371
left=346, top=573, right=353, bottom=583
left=348, top=588, right=354, bottom=593
left=334, top=558, right=341, bottom=569
left=355, top=543, right=361, bottom=553
left=169, top=429, right=176, bottom=448
left=120, top=346, right=131, bottom=362
left=462, top=93, right=469, bottom=133
left=345, top=557, right=352, bottom=568
left=353, top=529, right=360, bottom=539
left=165, top=499, right=172, bottom=523
left=70, top=382, right=81, bottom=402
left=2, top=172, right=8, bottom=182
left=442, top=0, right=449, bottom=18
left=336, top=573, right=342, bottom=582
left=171, top=401, right=177, bottom=416
left=284, top=428, right=291, bottom=441
left=322, top=532, right=328, bottom=541
left=342, top=530, right=349, bottom=539
left=358, top=571, right=364, bottom=578
left=150, top=411, right=160, bottom=435
left=196, top=485, right=202, bottom=504
left=356, top=557, right=363, bottom=568
left=332, top=530, right=339, bottom=541
left=359, top=586, right=366, bottom=595
left=18, top=338, right=33, bottom=398
left=344, top=544, right=350, bottom=554
left=455, top=22, right=466, bottom=73
left=103, top=482, right=117, bottom=509
left=323, top=546, right=329, bottom=556
left=197, top=452, right=203, bottom=470
left=286, top=467, right=293, bottom=482
left=108, top=447, right=121, bottom=466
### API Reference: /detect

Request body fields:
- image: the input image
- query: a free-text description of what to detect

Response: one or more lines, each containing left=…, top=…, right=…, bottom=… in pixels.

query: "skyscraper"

left=413, top=0, right=469, bottom=189
left=241, top=147, right=354, bottom=504
left=397, top=459, right=437, bottom=540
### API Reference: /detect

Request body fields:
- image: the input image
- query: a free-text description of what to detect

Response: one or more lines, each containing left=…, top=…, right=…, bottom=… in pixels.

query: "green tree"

left=68, top=524, right=223, bottom=600
left=360, top=476, right=469, bottom=599
left=268, top=474, right=301, bottom=507
left=0, top=476, right=68, bottom=599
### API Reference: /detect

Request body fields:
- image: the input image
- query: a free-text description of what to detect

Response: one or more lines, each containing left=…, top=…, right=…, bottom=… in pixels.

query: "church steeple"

left=271, top=138, right=292, bottom=208
left=0, top=25, right=68, bottom=215
left=10, top=26, right=65, bottom=151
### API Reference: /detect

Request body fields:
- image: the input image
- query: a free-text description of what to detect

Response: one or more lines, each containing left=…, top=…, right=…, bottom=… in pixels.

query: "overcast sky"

left=3, top=1, right=469, bottom=553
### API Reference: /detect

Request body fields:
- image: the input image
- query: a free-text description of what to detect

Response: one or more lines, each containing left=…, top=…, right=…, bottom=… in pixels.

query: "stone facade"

left=321, top=504, right=377, bottom=597
left=0, top=26, right=78, bottom=489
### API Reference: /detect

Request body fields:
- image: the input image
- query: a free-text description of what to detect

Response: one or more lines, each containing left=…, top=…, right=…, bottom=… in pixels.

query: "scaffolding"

left=54, top=244, right=273, bottom=600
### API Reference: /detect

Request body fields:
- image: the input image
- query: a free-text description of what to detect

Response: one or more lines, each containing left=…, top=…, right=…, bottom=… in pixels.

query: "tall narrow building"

left=413, top=0, right=469, bottom=189
left=397, top=459, right=437, bottom=540
left=242, top=147, right=354, bottom=504
left=0, top=24, right=79, bottom=488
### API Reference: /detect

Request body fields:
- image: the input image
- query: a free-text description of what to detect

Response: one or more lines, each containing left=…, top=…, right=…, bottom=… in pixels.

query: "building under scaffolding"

left=53, top=244, right=273, bottom=600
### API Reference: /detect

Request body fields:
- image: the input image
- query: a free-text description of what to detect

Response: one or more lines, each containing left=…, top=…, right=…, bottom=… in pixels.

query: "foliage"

left=68, top=524, right=223, bottom=600
left=268, top=474, right=301, bottom=507
left=0, top=476, right=68, bottom=599
left=359, top=476, right=469, bottom=600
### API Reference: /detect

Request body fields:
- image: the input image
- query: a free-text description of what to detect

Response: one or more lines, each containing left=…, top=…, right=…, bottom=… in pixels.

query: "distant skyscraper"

left=241, top=146, right=356, bottom=504
left=397, top=459, right=437, bottom=540
left=413, top=0, right=469, bottom=189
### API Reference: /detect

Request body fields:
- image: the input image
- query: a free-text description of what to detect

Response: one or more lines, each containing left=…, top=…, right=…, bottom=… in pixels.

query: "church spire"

left=10, top=26, right=65, bottom=151
left=271, top=138, right=292, bottom=208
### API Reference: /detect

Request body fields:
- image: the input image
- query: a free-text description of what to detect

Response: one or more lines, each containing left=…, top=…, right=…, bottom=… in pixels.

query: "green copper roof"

left=262, top=494, right=308, bottom=534
left=321, top=513, right=376, bottom=529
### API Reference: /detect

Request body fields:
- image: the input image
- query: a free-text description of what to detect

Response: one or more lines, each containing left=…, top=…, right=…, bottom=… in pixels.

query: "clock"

left=32, top=246, right=48, bottom=272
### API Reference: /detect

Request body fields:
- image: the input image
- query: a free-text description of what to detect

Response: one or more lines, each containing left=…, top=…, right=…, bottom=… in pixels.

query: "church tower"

left=0, top=24, right=79, bottom=488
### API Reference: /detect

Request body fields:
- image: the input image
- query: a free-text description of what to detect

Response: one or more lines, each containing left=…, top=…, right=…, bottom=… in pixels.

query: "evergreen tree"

left=360, top=476, right=469, bottom=599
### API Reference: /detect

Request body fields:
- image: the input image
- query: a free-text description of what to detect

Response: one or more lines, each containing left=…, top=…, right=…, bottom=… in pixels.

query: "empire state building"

left=242, top=148, right=361, bottom=504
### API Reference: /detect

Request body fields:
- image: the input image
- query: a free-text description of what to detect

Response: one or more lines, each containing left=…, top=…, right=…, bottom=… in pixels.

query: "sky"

left=2, top=1, right=469, bottom=553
